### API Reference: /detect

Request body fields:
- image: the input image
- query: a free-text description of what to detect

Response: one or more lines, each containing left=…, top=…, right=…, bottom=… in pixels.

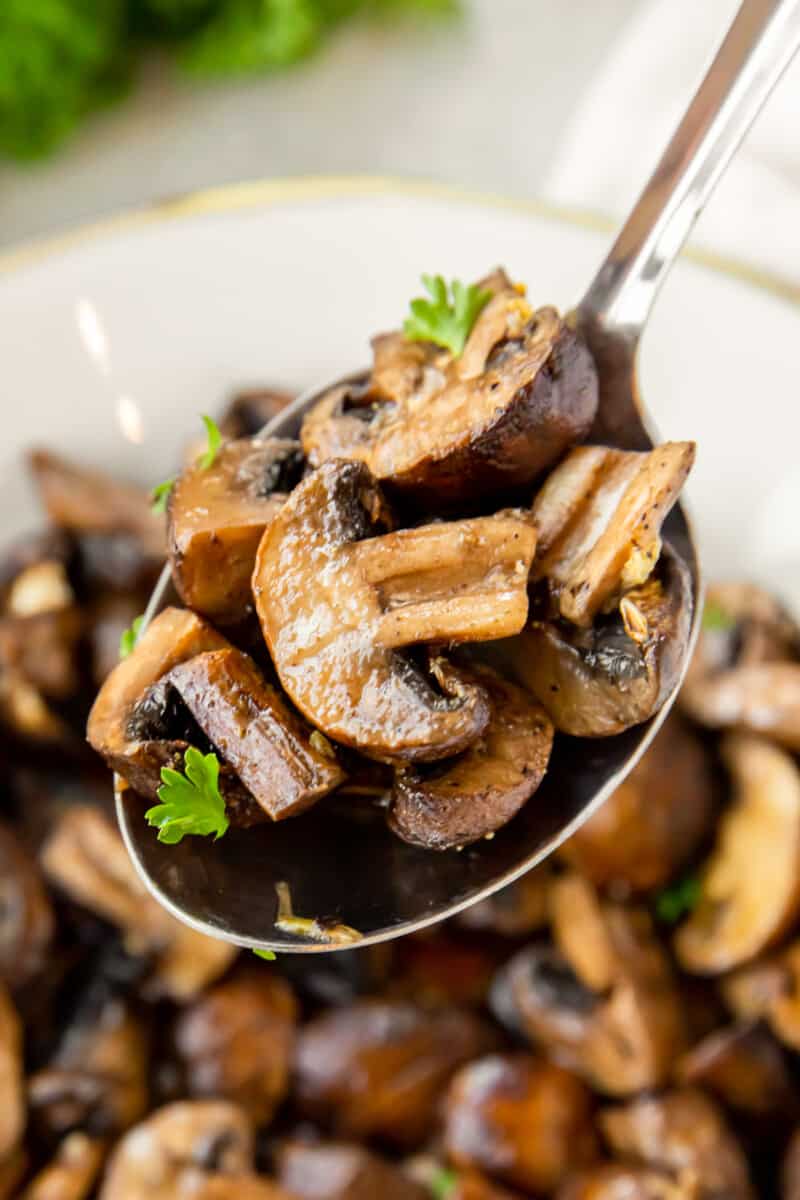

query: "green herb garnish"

left=145, top=747, right=229, bottom=844
left=119, top=615, right=144, bottom=659
left=198, top=414, right=222, bottom=470
left=252, top=948, right=277, bottom=961
left=429, top=1166, right=458, bottom=1200
left=150, top=477, right=176, bottom=514
left=655, top=875, right=702, bottom=924
left=403, top=274, right=491, bottom=358
left=702, top=601, right=735, bottom=632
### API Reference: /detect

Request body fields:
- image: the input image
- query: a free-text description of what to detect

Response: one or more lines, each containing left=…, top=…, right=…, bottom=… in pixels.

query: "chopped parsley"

left=119, top=615, right=144, bottom=659
left=252, top=948, right=277, bottom=961
left=198, top=414, right=222, bottom=470
left=655, top=875, right=702, bottom=924
left=702, top=600, right=735, bottom=632
left=403, top=274, right=491, bottom=358
left=429, top=1166, right=458, bottom=1200
left=145, top=747, right=229, bottom=844
left=150, top=477, right=176, bottom=514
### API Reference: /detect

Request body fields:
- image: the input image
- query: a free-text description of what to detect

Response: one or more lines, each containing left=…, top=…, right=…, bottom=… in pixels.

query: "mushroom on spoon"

left=111, top=0, right=800, bottom=953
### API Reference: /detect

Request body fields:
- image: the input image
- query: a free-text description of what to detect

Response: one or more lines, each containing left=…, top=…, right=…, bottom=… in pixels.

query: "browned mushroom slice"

left=294, top=1000, right=494, bottom=1146
left=174, top=974, right=297, bottom=1126
left=556, top=1165, right=687, bottom=1200
left=97, top=1100, right=288, bottom=1199
left=389, top=664, right=554, bottom=849
left=303, top=281, right=598, bottom=504
left=166, top=648, right=344, bottom=820
left=722, top=939, right=800, bottom=1052
left=675, top=734, right=800, bottom=975
left=0, top=986, right=24, bottom=1161
left=28, top=996, right=149, bottom=1138
left=277, top=1141, right=428, bottom=1200
left=559, top=714, right=715, bottom=892
left=41, top=806, right=235, bottom=1000
left=530, top=441, right=695, bottom=626
left=507, top=543, right=692, bottom=736
left=29, top=449, right=163, bottom=559
left=19, top=1133, right=106, bottom=1200
left=254, top=460, right=533, bottom=761
left=0, top=823, right=53, bottom=989
left=220, top=388, right=296, bottom=438
left=168, top=436, right=303, bottom=624
left=600, top=1089, right=755, bottom=1200
left=442, top=1053, right=597, bottom=1194
left=682, top=661, right=800, bottom=750
left=457, top=865, right=553, bottom=937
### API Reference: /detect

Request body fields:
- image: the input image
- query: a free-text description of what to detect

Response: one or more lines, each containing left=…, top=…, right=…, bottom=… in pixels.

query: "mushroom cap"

left=675, top=734, right=800, bottom=974
left=389, top=663, right=554, bottom=850
left=277, top=1140, right=429, bottom=1200
left=252, top=460, right=493, bottom=762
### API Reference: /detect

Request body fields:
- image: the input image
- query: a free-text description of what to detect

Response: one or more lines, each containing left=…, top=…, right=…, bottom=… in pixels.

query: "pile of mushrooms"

left=86, top=268, right=696, bottom=853
left=4, top=382, right=800, bottom=1196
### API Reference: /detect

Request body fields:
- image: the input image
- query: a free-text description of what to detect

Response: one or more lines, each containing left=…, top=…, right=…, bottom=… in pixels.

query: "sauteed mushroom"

left=389, top=663, right=554, bottom=849
left=675, top=734, right=800, bottom=974
left=0, top=986, right=24, bottom=1160
left=722, top=939, right=800, bottom=1052
left=20, top=1134, right=105, bottom=1200
left=507, top=543, right=693, bottom=736
left=294, top=1000, right=493, bottom=1146
left=0, top=823, right=53, bottom=989
left=254, top=460, right=537, bottom=760
left=600, top=1089, right=754, bottom=1200
left=457, top=866, right=553, bottom=937
left=168, top=436, right=304, bottom=624
left=442, top=1053, right=597, bottom=1193
left=303, top=275, right=598, bottom=504
left=559, top=714, right=714, bottom=892
left=556, top=1165, right=686, bottom=1200
left=220, top=388, right=295, bottom=439
left=174, top=974, right=297, bottom=1125
left=277, top=1140, right=428, bottom=1200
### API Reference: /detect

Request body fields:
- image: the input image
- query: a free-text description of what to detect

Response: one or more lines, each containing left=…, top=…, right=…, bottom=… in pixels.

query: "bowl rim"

left=1, top=173, right=798, bottom=312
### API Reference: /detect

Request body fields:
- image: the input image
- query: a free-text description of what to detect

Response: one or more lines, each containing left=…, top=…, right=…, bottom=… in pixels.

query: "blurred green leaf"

left=179, top=0, right=324, bottom=75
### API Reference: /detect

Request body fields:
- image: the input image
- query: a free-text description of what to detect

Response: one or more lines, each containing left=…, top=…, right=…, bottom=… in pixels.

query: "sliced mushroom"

left=600, top=1089, right=754, bottom=1200
left=559, top=714, right=715, bottom=892
left=675, top=734, right=800, bottom=974
left=168, top=436, right=304, bottom=624
left=506, top=542, right=693, bottom=736
left=220, top=388, right=296, bottom=438
left=0, top=986, right=24, bottom=1160
left=0, top=822, right=53, bottom=989
left=457, top=865, right=554, bottom=937
left=277, top=1140, right=428, bottom=1200
left=41, top=806, right=235, bottom=1000
left=97, top=1100, right=285, bottom=1200
left=294, top=1000, right=494, bottom=1146
left=28, top=996, right=148, bottom=1138
left=29, top=449, right=163, bottom=559
left=556, top=1165, right=689, bottom=1200
left=530, top=442, right=695, bottom=627
left=682, top=661, right=800, bottom=751
left=253, top=460, right=537, bottom=760
left=389, top=663, right=554, bottom=849
left=302, top=277, right=598, bottom=504
left=19, top=1133, right=106, bottom=1200
left=442, top=1053, right=597, bottom=1193
left=722, top=939, right=800, bottom=1052
left=174, top=974, right=297, bottom=1125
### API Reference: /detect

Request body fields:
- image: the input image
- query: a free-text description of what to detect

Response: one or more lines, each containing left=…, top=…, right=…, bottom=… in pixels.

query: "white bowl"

left=1, top=177, right=798, bottom=610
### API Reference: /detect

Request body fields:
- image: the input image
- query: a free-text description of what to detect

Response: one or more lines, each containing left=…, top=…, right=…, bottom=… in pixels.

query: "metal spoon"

left=119, top=0, right=800, bottom=953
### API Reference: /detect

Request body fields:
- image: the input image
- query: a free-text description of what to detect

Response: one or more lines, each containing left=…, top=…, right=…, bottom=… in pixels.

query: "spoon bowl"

left=117, top=0, right=800, bottom=953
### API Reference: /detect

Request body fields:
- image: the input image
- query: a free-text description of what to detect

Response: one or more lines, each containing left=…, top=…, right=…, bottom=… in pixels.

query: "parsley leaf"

left=403, top=274, right=491, bottom=357
left=252, top=948, right=277, bottom=961
left=145, top=747, right=229, bottom=844
left=198, top=414, right=222, bottom=470
left=119, top=615, right=144, bottom=660
left=702, top=600, right=735, bottom=632
left=151, top=477, right=176, bottom=513
left=655, top=875, right=701, bottom=924
left=429, top=1166, right=458, bottom=1200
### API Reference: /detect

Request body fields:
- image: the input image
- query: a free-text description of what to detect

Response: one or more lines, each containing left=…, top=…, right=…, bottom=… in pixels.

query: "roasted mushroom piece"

left=0, top=823, right=53, bottom=989
left=675, top=734, right=800, bottom=974
left=389, top=663, right=554, bottom=849
left=294, top=1000, right=493, bottom=1146
left=168, top=436, right=304, bottom=625
left=600, top=1089, right=754, bottom=1200
left=41, top=806, right=235, bottom=1000
left=20, top=1133, right=106, bottom=1200
left=722, top=939, right=800, bottom=1052
left=506, top=542, right=693, bottom=736
left=278, top=1140, right=428, bottom=1200
left=556, top=1165, right=688, bottom=1200
left=0, top=986, right=24, bottom=1162
left=457, top=865, right=553, bottom=937
left=442, top=1053, right=597, bottom=1194
left=559, top=714, right=714, bottom=892
left=220, top=388, right=295, bottom=439
left=174, top=974, right=297, bottom=1125
left=254, top=460, right=536, bottom=760
left=302, top=272, right=598, bottom=504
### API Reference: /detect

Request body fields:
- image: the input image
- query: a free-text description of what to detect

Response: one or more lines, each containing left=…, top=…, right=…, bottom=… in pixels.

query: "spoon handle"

left=579, top=0, right=800, bottom=334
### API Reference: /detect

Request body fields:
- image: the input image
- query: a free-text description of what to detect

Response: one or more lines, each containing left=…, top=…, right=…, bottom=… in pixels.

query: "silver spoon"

left=119, top=0, right=800, bottom=954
